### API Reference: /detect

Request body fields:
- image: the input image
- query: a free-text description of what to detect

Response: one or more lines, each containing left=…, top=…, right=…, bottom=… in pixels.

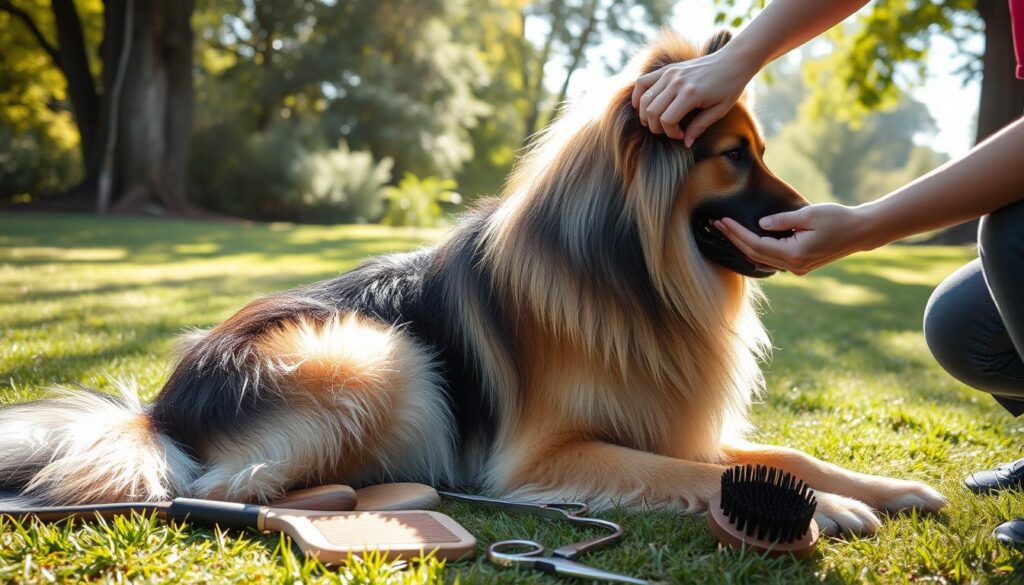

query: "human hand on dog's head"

left=712, top=203, right=877, bottom=276
left=631, top=37, right=759, bottom=146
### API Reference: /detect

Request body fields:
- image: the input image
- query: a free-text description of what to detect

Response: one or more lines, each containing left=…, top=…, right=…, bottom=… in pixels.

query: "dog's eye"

left=723, top=148, right=743, bottom=162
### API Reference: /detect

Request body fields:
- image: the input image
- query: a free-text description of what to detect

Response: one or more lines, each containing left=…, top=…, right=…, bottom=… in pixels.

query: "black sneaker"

left=965, top=457, right=1024, bottom=494
left=994, top=519, right=1024, bottom=549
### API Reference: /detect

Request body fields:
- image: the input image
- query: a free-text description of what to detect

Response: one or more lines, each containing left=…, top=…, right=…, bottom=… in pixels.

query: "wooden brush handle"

left=355, top=483, right=439, bottom=511
left=272, top=485, right=357, bottom=511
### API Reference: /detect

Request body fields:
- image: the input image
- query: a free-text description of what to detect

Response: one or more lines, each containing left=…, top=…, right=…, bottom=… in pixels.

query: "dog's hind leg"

left=187, top=313, right=456, bottom=502
left=721, top=441, right=947, bottom=532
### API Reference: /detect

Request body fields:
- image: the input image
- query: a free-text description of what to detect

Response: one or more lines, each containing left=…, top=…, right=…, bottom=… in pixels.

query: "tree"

left=0, top=0, right=198, bottom=214
left=758, top=59, right=948, bottom=206
left=453, top=0, right=532, bottom=198
left=454, top=0, right=677, bottom=197
left=0, top=4, right=87, bottom=199
left=107, top=0, right=196, bottom=214
left=196, top=0, right=487, bottom=180
left=520, top=0, right=675, bottom=136
left=767, top=100, right=946, bottom=204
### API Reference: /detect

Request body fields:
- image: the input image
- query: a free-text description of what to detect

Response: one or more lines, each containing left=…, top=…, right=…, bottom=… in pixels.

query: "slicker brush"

left=707, top=464, right=819, bottom=558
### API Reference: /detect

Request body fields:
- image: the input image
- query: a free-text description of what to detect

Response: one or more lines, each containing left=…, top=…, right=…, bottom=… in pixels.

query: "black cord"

left=1, top=498, right=264, bottom=530
left=0, top=502, right=167, bottom=524
left=0, top=501, right=169, bottom=523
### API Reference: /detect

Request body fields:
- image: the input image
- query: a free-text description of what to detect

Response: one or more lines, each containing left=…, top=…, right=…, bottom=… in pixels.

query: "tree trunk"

left=110, top=0, right=198, bottom=215
left=51, top=0, right=99, bottom=161
left=554, top=0, right=599, bottom=112
left=927, top=0, right=1024, bottom=244
left=523, top=1, right=565, bottom=137
left=254, top=3, right=278, bottom=130
left=975, top=0, right=1024, bottom=142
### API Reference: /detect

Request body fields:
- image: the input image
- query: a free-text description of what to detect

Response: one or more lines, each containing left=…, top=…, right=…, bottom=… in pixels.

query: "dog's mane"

left=477, top=30, right=769, bottom=454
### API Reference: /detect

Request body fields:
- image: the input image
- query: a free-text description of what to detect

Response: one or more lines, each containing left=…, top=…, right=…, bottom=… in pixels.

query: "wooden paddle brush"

left=1, top=497, right=475, bottom=563
left=707, top=464, right=819, bottom=559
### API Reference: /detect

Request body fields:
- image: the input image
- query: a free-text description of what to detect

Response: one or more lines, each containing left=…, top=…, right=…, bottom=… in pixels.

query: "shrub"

left=381, top=173, right=461, bottom=228
left=0, top=117, right=82, bottom=202
left=302, top=144, right=393, bottom=224
left=189, top=122, right=392, bottom=223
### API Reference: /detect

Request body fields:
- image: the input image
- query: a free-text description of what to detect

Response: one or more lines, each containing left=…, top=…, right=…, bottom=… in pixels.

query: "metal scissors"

left=439, top=491, right=649, bottom=584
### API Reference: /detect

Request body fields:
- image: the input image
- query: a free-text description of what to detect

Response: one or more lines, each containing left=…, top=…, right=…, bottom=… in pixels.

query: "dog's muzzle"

left=690, top=193, right=806, bottom=278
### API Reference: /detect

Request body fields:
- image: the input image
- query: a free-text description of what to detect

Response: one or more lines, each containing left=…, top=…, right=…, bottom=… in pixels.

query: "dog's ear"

left=703, top=30, right=732, bottom=56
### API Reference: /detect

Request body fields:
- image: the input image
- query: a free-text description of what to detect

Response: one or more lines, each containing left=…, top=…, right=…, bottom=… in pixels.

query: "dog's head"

left=614, top=30, right=809, bottom=279
left=485, top=30, right=809, bottom=336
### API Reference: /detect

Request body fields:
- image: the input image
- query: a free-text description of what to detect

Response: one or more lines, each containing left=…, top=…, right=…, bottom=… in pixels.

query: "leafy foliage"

left=714, top=0, right=982, bottom=125
left=305, top=143, right=394, bottom=225
left=762, top=138, right=835, bottom=204
left=194, top=0, right=488, bottom=180
left=0, top=2, right=101, bottom=199
left=451, top=0, right=530, bottom=199
left=1, top=0, right=997, bottom=220
left=190, top=122, right=392, bottom=223
left=382, top=173, right=461, bottom=228
left=757, top=60, right=947, bottom=204
left=801, top=0, right=979, bottom=123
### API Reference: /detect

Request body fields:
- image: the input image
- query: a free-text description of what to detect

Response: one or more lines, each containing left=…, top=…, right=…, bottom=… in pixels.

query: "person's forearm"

left=723, top=0, right=869, bottom=69
left=857, top=117, right=1024, bottom=249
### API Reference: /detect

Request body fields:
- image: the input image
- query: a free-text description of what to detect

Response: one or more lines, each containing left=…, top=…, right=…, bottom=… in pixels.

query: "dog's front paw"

left=877, top=479, right=948, bottom=514
left=814, top=491, right=881, bottom=537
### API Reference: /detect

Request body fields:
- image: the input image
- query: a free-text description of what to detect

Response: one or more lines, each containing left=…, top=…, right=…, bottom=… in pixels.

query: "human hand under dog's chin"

left=712, top=203, right=879, bottom=276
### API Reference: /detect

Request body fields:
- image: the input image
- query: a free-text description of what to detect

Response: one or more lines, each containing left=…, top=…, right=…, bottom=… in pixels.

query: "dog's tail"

left=0, top=379, right=199, bottom=505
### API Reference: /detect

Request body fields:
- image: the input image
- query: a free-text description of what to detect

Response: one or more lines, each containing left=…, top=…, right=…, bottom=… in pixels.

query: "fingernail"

left=759, top=217, right=772, bottom=228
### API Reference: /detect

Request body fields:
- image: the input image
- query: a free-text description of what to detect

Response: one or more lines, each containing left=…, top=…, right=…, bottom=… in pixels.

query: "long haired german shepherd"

left=0, top=32, right=946, bottom=535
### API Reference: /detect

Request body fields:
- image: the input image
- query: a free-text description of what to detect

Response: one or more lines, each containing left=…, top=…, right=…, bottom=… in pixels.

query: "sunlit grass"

left=2, top=213, right=1024, bottom=583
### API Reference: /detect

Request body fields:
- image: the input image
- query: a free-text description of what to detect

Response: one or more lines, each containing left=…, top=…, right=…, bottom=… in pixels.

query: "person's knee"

left=923, top=285, right=980, bottom=385
left=922, top=260, right=1004, bottom=391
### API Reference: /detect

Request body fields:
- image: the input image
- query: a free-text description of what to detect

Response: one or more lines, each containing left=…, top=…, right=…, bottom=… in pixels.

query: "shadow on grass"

left=0, top=213, right=440, bottom=390
left=0, top=212, right=435, bottom=267
left=759, top=253, right=1005, bottom=420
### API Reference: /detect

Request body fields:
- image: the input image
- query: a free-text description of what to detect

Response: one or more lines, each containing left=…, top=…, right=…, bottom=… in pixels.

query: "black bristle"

left=718, top=464, right=817, bottom=543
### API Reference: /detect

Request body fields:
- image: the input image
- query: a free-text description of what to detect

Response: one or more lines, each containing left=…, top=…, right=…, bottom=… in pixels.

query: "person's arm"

left=713, top=116, right=1024, bottom=275
left=632, top=0, right=869, bottom=145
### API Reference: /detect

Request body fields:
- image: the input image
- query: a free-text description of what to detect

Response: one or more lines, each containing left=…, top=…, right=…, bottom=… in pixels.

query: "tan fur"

left=192, top=314, right=456, bottom=502
left=258, top=315, right=403, bottom=395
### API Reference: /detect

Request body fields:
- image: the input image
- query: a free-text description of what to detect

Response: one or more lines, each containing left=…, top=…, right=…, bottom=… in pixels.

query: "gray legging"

left=924, top=198, right=1024, bottom=415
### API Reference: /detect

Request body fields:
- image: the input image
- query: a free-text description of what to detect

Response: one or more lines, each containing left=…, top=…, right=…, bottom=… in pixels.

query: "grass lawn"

left=2, top=212, right=1024, bottom=584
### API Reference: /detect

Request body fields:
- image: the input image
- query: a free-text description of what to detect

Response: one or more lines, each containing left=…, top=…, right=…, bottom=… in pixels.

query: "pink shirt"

left=1013, top=0, right=1024, bottom=78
